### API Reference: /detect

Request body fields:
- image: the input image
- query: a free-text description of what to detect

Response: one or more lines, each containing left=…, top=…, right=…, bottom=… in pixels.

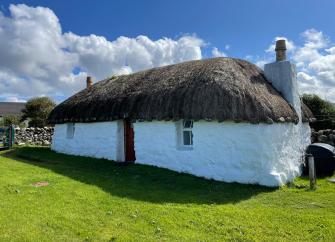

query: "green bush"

left=21, top=97, right=56, bottom=127
left=302, top=94, right=335, bottom=119
left=3, top=114, right=21, bottom=126
left=302, top=94, right=335, bottom=130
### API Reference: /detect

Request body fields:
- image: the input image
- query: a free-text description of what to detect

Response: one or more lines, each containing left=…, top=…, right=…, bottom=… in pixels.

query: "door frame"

left=124, top=119, right=136, bottom=162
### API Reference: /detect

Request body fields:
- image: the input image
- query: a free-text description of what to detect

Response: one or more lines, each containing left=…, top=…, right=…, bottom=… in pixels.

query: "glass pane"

left=183, top=131, right=190, bottom=145
left=183, top=131, right=193, bottom=146
left=183, top=120, right=193, bottom=128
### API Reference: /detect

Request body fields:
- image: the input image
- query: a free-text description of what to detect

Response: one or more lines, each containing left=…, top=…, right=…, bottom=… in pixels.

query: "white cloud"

left=266, top=36, right=295, bottom=53
left=0, top=4, right=204, bottom=102
left=2, top=4, right=333, bottom=103
left=250, top=29, right=335, bottom=102
left=255, top=59, right=270, bottom=68
left=297, top=72, right=316, bottom=85
left=2, top=95, right=26, bottom=102
left=64, top=33, right=204, bottom=79
left=0, top=4, right=80, bottom=101
left=211, top=47, right=226, bottom=57
left=301, top=29, right=328, bottom=49
left=293, top=29, right=335, bottom=101
left=115, top=66, right=133, bottom=76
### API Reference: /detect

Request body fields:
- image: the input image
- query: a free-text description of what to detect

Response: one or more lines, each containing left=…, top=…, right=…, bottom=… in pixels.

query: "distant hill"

left=0, top=102, right=26, bottom=117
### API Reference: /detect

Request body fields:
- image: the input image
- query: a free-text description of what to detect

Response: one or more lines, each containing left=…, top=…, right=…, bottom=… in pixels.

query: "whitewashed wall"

left=52, top=119, right=311, bottom=187
left=134, top=121, right=311, bottom=187
left=52, top=121, right=124, bottom=161
left=301, top=122, right=312, bottom=149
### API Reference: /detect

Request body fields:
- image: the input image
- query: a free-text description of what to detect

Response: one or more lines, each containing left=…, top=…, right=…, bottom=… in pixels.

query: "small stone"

left=266, top=117, right=274, bottom=124
left=278, top=117, right=285, bottom=122
left=42, top=140, right=50, bottom=146
left=318, top=135, right=328, bottom=143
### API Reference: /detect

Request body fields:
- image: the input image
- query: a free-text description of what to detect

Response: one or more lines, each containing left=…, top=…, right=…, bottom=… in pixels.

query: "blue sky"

left=2, top=0, right=334, bottom=58
left=0, top=1, right=335, bottom=102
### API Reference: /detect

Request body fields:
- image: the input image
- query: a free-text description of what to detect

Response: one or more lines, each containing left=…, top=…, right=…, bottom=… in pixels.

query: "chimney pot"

left=86, top=76, right=93, bottom=88
left=275, top=39, right=287, bottom=61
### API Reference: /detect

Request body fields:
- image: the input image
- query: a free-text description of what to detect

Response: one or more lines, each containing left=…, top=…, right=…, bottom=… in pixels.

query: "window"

left=182, top=120, right=193, bottom=146
left=66, top=123, right=75, bottom=139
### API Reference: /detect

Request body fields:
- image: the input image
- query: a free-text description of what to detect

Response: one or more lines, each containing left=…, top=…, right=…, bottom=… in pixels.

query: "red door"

left=124, top=120, right=136, bottom=162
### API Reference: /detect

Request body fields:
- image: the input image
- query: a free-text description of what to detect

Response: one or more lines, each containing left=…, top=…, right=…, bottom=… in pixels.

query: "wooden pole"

left=307, top=154, right=316, bottom=189
left=8, top=125, right=12, bottom=148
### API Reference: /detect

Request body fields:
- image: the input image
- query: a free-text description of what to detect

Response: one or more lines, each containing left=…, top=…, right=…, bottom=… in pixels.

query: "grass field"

left=0, top=147, right=335, bottom=241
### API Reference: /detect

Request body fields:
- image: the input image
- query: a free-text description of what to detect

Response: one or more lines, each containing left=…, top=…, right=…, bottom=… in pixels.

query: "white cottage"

left=49, top=40, right=314, bottom=187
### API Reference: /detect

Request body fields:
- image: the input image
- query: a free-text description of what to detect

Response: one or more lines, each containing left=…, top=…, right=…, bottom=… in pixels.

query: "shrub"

left=21, top=97, right=56, bottom=127
left=302, top=94, right=335, bottom=130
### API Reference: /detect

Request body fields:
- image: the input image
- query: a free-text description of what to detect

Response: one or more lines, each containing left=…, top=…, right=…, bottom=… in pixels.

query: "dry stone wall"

left=14, top=127, right=54, bottom=146
left=311, top=129, right=335, bottom=146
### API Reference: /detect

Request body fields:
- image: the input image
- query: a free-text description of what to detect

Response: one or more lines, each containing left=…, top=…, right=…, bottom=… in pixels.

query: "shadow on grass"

left=4, top=146, right=275, bottom=204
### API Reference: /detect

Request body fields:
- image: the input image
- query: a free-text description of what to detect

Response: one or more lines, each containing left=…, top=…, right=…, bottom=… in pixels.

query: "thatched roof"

left=301, top=101, right=315, bottom=122
left=49, top=57, right=301, bottom=124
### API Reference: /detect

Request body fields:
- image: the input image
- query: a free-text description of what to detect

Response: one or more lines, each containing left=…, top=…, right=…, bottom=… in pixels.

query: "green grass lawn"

left=1, top=147, right=335, bottom=241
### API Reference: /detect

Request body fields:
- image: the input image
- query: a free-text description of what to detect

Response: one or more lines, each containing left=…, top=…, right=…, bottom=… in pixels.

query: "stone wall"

left=311, top=129, right=335, bottom=146
left=14, top=127, right=54, bottom=146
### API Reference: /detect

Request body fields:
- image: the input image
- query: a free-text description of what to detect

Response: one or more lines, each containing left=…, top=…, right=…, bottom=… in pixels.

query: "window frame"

left=180, top=120, right=193, bottom=148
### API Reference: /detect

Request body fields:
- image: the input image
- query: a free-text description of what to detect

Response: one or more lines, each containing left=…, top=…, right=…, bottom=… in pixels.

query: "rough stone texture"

left=311, top=129, right=335, bottom=146
left=14, top=127, right=54, bottom=146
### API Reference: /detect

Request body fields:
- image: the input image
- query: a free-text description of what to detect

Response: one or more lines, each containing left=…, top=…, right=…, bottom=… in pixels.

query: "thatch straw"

left=301, top=101, right=315, bottom=122
left=49, top=57, right=300, bottom=124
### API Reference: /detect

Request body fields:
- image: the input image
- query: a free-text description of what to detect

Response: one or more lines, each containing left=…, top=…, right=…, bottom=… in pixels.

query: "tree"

left=302, top=94, right=335, bottom=130
left=21, top=97, right=56, bottom=127
left=4, top=115, right=22, bottom=126
left=302, top=94, right=335, bottom=119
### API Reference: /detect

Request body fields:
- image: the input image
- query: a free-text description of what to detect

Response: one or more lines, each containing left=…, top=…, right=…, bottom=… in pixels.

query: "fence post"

left=7, top=124, right=14, bottom=148
left=11, top=125, right=15, bottom=147
left=307, top=154, right=316, bottom=189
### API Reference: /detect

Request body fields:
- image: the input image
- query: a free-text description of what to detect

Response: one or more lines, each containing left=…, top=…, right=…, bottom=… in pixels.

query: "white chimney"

left=264, top=39, right=301, bottom=121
